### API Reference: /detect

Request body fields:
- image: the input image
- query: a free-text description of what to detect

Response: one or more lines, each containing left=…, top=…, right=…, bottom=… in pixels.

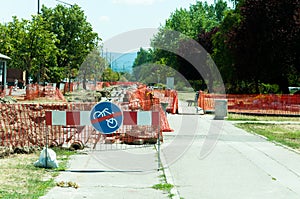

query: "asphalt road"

left=162, top=114, right=300, bottom=199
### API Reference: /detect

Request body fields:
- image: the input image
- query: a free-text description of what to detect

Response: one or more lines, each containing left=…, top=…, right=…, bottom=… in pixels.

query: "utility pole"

left=37, top=0, right=41, bottom=85
left=38, top=0, right=40, bottom=14
left=54, top=0, right=74, bottom=92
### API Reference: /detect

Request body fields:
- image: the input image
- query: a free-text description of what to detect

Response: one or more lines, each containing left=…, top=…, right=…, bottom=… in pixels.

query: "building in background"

left=0, top=53, right=11, bottom=92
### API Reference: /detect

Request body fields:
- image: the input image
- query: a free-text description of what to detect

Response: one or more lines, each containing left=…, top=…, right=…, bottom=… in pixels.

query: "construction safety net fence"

left=0, top=82, right=177, bottom=156
left=25, top=84, right=66, bottom=101
left=0, top=102, right=171, bottom=153
left=198, top=91, right=300, bottom=116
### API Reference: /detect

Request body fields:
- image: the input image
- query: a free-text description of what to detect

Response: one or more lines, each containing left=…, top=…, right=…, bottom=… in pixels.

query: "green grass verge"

left=227, top=113, right=300, bottom=121
left=53, top=147, right=77, bottom=172
left=235, top=123, right=300, bottom=150
left=0, top=147, right=76, bottom=199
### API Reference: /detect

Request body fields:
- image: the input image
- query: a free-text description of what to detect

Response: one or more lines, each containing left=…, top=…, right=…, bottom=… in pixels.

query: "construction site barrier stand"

left=45, top=109, right=162, bottom=171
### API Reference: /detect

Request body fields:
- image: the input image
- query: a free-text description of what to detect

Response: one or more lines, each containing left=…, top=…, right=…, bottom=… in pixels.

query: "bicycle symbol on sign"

left=93, top=108, right=118, bottom=129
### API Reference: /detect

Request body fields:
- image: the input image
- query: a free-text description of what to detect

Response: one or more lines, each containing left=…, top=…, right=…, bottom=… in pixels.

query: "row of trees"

left=0, top=4, right=119, bottom=86
left=132, top=0, right=228, bottom=91
left=133, top=0, right=300, bottom=94
left=212, top=0, right=300, bottom=93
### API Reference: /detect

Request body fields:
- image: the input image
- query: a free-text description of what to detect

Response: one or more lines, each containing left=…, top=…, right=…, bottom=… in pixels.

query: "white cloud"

left=99, top=16, right=110, bottom=23
left=112, top=0, right=161, bottom=6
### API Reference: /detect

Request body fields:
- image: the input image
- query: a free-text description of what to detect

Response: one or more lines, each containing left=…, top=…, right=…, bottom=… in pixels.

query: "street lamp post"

left=55, top=0, right=74, bottom=7
left=38, top=0, right=74, bottom=15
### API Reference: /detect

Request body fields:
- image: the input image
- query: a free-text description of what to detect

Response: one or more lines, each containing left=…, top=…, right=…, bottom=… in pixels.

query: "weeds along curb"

left=155, top=144, right=181, bottom=199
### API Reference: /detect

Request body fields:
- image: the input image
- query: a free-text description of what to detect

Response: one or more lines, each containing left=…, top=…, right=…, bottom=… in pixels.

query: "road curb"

left=156, top=144, right=181, bottom=199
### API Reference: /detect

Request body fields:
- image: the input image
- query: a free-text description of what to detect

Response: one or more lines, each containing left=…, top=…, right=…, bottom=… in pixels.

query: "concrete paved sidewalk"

left=162, top=114, right=300, bottom=199
left=177, top=100, right=203, bottom=115
left=41, top=147, right=169, bottom=199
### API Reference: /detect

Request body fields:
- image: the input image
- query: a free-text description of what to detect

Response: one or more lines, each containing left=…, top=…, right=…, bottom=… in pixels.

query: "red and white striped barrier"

left=45, top=111, right=160, bottom=126
left=123, top=111, right=160, bottom=126
left=45, top=111, right=91, bottom=126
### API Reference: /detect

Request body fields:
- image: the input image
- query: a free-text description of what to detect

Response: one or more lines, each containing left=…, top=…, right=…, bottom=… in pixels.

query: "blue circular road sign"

left=90, top=102, right=123, bottom=134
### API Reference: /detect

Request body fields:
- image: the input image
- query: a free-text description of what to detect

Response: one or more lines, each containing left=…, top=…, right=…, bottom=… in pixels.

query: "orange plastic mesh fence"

left=198, top=91, right=300, bottom=116
left=1, top=83, right=177, bottom=149
left=0, top=103, right=95, bottom=149
left=0, top=102, right=171, bottom=150
left=153, top=90, right=178, bottom=114
left=25, top=84, right=66, bottom=101
left=0, top=89, right=5, bottom=97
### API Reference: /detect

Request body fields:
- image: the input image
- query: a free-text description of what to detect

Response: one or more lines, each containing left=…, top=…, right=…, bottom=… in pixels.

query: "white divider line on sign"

left=137, top=111, right=152, bottom=125
left=52, top=111, right=66, bottom=126
left=80, top=111, right=91, bottom=126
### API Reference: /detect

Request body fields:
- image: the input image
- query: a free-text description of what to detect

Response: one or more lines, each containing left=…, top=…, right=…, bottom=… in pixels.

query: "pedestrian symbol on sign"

left=90, top=102, right=123, bottom=134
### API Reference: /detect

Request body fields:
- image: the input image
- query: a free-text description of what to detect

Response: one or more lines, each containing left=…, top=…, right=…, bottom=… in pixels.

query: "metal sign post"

left=44, top=124, right=49, bottom=168
left=157, top=127, right=161, bottom=171
left=156, top=111, right=161, bottom=171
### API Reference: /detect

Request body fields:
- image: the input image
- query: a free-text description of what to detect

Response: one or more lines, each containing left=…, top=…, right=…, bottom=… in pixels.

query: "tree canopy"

left=134, top=0, right=229, bottom=91
left=221, top=0, right=300, bottom=93
left=41, top=5, right=100, bottom=73
left=0, top=16, right=59, bottom=83
left=133, top=0, right=300, bottom=93
left=0, top=4, right=100, bottom=84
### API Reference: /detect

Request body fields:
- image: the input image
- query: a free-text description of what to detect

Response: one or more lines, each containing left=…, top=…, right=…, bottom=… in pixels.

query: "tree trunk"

left=83, top=71, right=87, bottom=90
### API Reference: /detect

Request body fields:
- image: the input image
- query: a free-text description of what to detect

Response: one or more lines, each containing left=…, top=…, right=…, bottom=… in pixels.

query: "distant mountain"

left=104, top=52, right=137, bottom=73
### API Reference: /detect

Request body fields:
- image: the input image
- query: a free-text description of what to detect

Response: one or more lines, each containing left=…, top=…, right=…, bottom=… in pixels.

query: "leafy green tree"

left=148, top=0, right=229, bottom=91
left=0, top=23, right=10, bottom=55
left=41, top=4, right=100, bottom=82
left=1, top=16, right=59, bottom=83
left=79, top=47, right=107, bottom=89
left=211, top=10, right=241, bottom=93
left=131, top=61, right=176, bottom=86
left=102, top=68, right=119, bottom=82
left=227, top=0, right=300, bottom=93
left=28, top=15, right=59, bottom=83
left=165, top=8, right=193, bottom=38
left=214, top=0, right=228, bottom=22
left=133, top=48, right=154, bottom=67
left=162, top=1, right=227, bottom=40
left=0, top=4, right=101, bottom=86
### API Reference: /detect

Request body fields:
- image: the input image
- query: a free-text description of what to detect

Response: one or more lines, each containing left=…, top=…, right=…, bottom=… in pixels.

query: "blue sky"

left=0, top=0, right=217, bottom=41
